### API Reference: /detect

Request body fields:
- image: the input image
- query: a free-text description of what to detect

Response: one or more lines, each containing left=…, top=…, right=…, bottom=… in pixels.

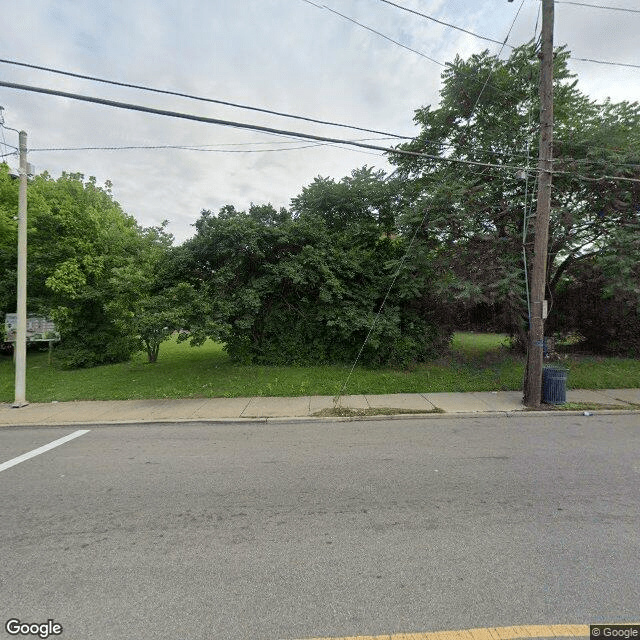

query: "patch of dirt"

left=312, top=406, right=445, bottom=417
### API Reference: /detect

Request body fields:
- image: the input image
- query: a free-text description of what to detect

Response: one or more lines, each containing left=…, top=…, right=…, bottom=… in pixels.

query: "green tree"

left=546, top=214, right=640, bottom=356
left=106, top=223, right=203, bottom=363
left=390, top=43, right=640, bottom=348
left=180, top=169, right=451, bottom=366
left=0, top=163, right=19, bottom=324
left=0, top=168, right=158, bottom=367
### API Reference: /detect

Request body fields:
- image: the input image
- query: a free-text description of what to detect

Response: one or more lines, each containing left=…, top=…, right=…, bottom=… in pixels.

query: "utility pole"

left=13, top=130, right=28, bottom=408
left=524, top=0, right=554, bottom=408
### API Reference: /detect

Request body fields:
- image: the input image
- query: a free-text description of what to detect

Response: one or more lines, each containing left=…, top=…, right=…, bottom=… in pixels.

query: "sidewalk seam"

left=239, top=397, right=253, bottom=418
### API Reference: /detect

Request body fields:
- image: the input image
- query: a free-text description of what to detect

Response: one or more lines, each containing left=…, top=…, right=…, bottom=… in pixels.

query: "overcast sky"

left=1, top=0, right=638, bottom=244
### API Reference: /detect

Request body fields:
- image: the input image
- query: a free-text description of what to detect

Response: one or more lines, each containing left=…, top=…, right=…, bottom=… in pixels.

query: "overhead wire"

left=2, top=79, right=638, bottom=182
left=299, top=0, right=444, bottom=66
left=571, top=56, right=640, bottom=70
left=0, top=52, right=542, bottom=164
left=552, top=0, right=640, bottom=69
left=0, top=116, right=19, bottom=160
left=32, top=143, right=327, bottom=153
left=375, top=0, right=508, bottom=46
left=30, top=142, right=388, bottom=158
left=367, top=0, right=640, bottom=71
left=464, top=0, right=527, bottom=124
left=299, top=0, right=534, bottom=105
left=333, top=204, right=431, bottom=405
left=30, top=134, right=399, bottom=154
left=30, top=136, right=640, bottom=170
left=0, top=57, right=411, bottom=141
left=553, top=0, right=640, bottom=13
left=0, top=79, right=533, bottom=173
left=522, top=0, right=543, bottom=331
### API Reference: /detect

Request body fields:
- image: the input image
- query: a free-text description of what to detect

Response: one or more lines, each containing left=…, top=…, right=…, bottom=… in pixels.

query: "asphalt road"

left=1, top=415, right=639, bottom=640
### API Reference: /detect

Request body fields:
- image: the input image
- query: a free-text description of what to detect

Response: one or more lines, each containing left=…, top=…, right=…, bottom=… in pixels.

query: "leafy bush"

left=547, top=258, right=640, bottom=357
left=181, top=171, right=452, bottom=366
left=1, top=168, right=172, bottom=369
left=54, top=337, right=136, bottom=369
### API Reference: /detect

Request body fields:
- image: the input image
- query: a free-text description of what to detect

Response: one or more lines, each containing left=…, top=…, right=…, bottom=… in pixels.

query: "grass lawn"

left=1, top=332, right=638, bottom=403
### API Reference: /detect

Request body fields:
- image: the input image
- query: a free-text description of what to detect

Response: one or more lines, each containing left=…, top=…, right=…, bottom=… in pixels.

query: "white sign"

left=4, top=314, right=60, bottom=342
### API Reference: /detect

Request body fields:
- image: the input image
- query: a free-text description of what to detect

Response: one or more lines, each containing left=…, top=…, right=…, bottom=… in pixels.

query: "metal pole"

left=524, top=0, right=554, bottom=408
left=13, top=130, right=28, bottom=408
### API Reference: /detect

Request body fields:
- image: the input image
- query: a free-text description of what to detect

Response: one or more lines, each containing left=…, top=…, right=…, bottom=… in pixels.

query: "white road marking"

left=0, top=429, right=90, bottom=472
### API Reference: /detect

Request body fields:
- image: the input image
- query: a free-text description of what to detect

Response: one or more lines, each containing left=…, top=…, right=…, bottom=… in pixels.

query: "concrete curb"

left=1, top=408, right=639, bottom=429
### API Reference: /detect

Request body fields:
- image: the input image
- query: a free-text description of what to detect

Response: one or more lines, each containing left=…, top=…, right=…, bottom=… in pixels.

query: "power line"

left=555, top=136, right=640, bottom=156
left=300, top=0, right=520, bottom=99
left=553, top=168, right=640, bottom=183
left=0, top=118, right=19, bottom=159
left=357, top=1, right=640, bottom=72
left=3, top=80, right=638, bottom=183
left=300, top=0, right=445, bottom=66
left=30, top=134, right=404, bottom=156
left=0, top=55, right=515, bottom=158
left=31, top=143, right=328, bottom=153
left=375, top=0, right=508, bottom=47
left=571, top=56, right=640, bottom=70
left=465, top=0, right=527, bottom=119
left=0, top=78, right=533, bottom=172
left=554, top=0, right=640, bottom=14
left=30, top=142, right=384, bottom=157
left=0, top=57, right=411, bottom=141
left=29, top=139, right=640, bottom=171
left=30, top=134, right=400, bottom=153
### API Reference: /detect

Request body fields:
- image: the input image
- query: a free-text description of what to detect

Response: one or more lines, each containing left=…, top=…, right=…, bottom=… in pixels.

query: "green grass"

left=1, top=332, right=638, bottom=403
left=528, top=402, right=640, bottom=412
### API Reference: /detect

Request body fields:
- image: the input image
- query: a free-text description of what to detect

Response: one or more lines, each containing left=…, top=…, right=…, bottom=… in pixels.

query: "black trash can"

left=543, top=366, right=567, bottom=404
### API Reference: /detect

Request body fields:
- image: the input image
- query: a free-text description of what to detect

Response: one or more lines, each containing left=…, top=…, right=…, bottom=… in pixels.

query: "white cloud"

left=1, top=0, right=638, bottom=244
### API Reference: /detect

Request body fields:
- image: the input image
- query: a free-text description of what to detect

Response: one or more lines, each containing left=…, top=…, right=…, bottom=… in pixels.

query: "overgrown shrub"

left=547, top=258, right=640, bottom=357
left=181, top=172, right=453, bottom=366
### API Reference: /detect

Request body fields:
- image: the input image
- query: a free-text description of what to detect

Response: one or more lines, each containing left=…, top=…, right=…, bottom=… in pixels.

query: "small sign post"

left=4, top=314, right=60, bottom=344
left=4, top=314, right=60, bottom=375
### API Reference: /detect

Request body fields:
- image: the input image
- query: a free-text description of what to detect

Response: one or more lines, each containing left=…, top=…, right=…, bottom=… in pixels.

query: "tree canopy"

left=178, top=168, right=452, bottom=366
left=0, top=167, right=174, bottom=367
left=390, top=42, right=640, bottom=347
left=3, top=43, right=638, bottom=369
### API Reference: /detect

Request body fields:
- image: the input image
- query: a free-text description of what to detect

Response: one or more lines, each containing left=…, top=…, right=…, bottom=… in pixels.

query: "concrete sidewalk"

left=1, top=388, right=639, bottom=427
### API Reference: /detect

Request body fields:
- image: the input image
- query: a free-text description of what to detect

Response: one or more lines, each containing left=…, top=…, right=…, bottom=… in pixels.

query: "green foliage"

left=0, top=168, right=164, bottom=368
left=105, top=222, right=202, bottom=363
left=181, top=168, right=452, bottom=366
left=2, top=333, right=638, bottom=403
left=547, top=253, right=640, bottom=358
left=390, top=43, right=640, bottom=346
left=0, top=163, right=19, bottom=318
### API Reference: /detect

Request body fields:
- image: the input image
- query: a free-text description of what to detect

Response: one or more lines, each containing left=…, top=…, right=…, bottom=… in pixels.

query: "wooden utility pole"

left=524, top=0, right=554, bottom=407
